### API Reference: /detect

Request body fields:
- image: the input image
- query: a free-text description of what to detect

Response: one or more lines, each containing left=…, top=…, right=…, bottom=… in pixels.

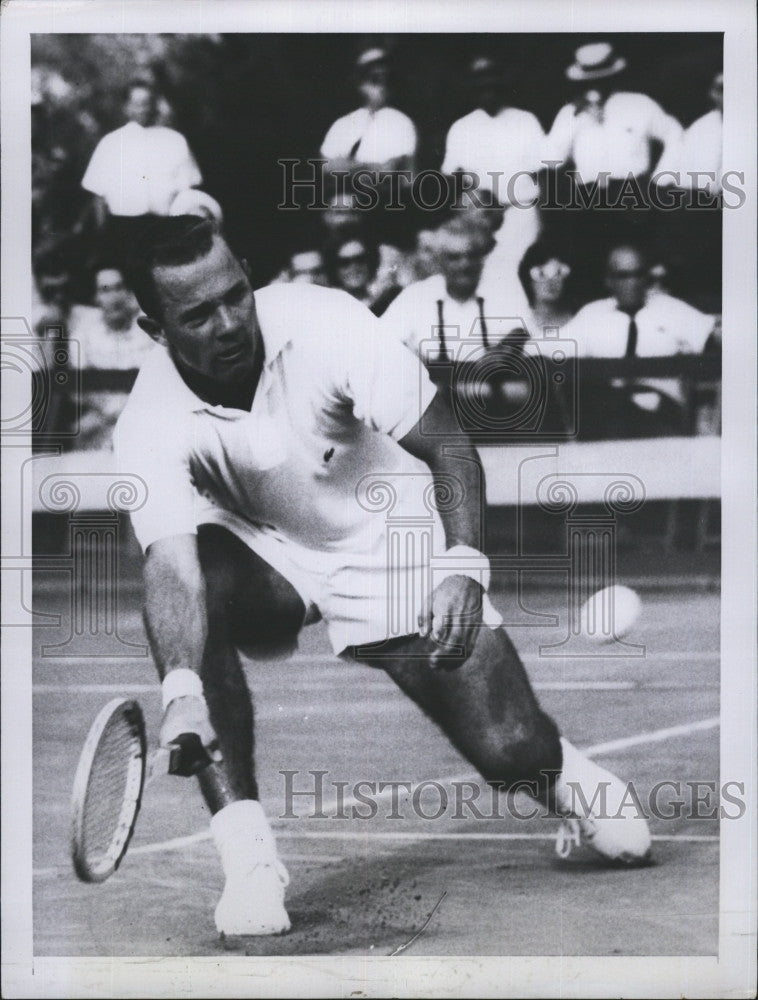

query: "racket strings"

left=79, top=712, right=143, bottom=873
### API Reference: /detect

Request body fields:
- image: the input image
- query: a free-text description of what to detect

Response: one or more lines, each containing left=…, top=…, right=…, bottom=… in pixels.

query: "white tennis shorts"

left=199, top=505, right=502, bottom=655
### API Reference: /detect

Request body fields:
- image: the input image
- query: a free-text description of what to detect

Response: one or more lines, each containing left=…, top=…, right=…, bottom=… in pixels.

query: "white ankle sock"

left=553, top=737, right=600, bottom=815
left=210, top=800, right=278, bottom=878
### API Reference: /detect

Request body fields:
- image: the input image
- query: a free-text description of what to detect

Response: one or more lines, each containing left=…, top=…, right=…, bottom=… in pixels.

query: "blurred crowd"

left=32, top=39, right=723, bottom=451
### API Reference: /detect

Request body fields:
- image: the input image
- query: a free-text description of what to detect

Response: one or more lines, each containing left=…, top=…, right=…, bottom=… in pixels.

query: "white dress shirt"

left=544, top=92, right=682, bottom=184
left=321, top=107, right=417, bottom=165
left=655, top=109, right=723, bottom=194
left=564, top=291, right=715, bottom=406
left=82, top=121, right=202, bottom=216
left=442, top=107, right=544, bottom=196
left=381, top=273, right=531, bottom=365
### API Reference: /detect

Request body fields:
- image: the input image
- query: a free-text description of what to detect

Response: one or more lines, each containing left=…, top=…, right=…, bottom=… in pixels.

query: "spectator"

left=321, top=191, right=415, bottom=295
left=287, top=248, right=330, bottom=286
left=653, top=70, right=723, bottom=312
left=412, top=227, right=443, bottom=281
left=544, top=42, right=682, bottom=190
left=69, top=263, right=155, bottom=450
left=81, top=79, right=202, bottom=258
left=518, top=240, right=578, bottom=335
left=656, top=71, right=723, bottom=197
left=328, top=236, right=400, bottom=316
left=442, top=54, right=544, bottom=269
left=33, top=251, right=76, bottom=338
left=564, top=243, right=718, bottom=436
left=381, top=218, right=530, bottom=366
left=542, top=42, right=683, bottom=293
left=320, top=48, right=417, bottom=175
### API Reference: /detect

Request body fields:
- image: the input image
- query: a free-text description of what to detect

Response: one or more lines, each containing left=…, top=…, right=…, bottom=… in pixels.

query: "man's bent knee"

left=197, top=524, right=305, bottom=654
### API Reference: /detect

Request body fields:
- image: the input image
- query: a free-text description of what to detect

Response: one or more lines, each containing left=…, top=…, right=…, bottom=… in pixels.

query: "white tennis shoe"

left=210, top=799, right=291, bottom=935
left=214, top=857, right=291, bottom=936
left=553, top=738, right=652, bottom=865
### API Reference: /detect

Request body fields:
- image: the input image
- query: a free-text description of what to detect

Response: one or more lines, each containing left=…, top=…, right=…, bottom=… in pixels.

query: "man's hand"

left=418, top=575, right=485, bottom=670
left=159, top=695, right=222, bottom=776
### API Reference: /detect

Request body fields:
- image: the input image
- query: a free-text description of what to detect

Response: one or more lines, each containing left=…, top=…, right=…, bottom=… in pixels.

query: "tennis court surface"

left=33, top=571, right=719, bottom=957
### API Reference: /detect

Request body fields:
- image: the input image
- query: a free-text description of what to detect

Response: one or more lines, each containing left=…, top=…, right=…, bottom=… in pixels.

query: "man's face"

left=95, top=268, right=135, bottom=327
left=358, top=65, right=389, bottom=111
left=125, top=86, right=157, bottom=127
left=529, top=258, right=571, bottom=305
left=323, top=194, right=361, bottom=234
left=440, top=232, right=487, bottom=301
left=289, top=250, right=328, bottom=286
left=149, top=236, right=260, bottom=384
left=37, top=271, right=71, bottom=309
left=335, top=240, right=372, bottom=295
left=605, top=247, right=649, bottom=313
left=470, top=61, right=503, bottom=115
left=414, top=230, right=440, bottom=279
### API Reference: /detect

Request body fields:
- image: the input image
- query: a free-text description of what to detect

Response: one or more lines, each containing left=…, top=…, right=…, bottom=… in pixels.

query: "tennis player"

left=116, top=216, right=651, bottom=936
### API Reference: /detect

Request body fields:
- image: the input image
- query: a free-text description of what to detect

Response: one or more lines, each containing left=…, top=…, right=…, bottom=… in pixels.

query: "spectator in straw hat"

left=544, top=42, right=682, bottom=188
left=542, top=42, right=683, bottom=298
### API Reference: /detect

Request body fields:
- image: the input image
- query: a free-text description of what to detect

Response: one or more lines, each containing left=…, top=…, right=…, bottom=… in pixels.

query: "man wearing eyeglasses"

left=563, top=243, right=718, bottom=437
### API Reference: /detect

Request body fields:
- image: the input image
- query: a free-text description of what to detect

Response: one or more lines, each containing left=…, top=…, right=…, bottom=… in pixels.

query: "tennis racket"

left=70, top=697, right=212, bottom=883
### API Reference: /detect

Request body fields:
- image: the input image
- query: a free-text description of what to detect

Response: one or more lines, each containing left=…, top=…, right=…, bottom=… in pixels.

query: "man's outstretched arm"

left=143, top=534, right=220, bottom=769
left=398, top=389, right=488, bottom=668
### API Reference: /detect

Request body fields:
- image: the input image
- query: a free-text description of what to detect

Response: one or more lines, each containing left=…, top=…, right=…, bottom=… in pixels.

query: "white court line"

left=37, top=714, right=717, bottom=867
left=34, top=829, right=718, bottom=877
left=274, top=830, right=718, bottom=844
left=583, top=717, right=720, bottom=756
left=32, top=849, right=343, bottom=879
left=283, top=716, right=717, bottom=818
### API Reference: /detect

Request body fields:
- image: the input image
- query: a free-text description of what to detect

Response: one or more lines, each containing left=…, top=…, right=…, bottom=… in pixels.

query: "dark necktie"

left=476, top=296, right=490, bottom=349
left=625, top=313, right=638, bottom=358
left=436, top=299, right=449, bottom=363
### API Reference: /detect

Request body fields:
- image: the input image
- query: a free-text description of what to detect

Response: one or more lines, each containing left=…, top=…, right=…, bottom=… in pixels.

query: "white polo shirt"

left=115, top=283, right=439, bottom=555
left=321, top=106, right=417, bottom=165
left=381, top=273, right=531, bottom=365
left=655, top=109, right=723, bottom=194
left=82, top=121, right=202, bottom=216
left=544, top=92, right=682, bottom=184
left=441, top=107, right=545, bottom=199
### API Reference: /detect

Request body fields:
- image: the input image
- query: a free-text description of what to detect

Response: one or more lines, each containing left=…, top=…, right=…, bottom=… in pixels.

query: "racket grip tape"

left=166, top=732, right=215, bottom=777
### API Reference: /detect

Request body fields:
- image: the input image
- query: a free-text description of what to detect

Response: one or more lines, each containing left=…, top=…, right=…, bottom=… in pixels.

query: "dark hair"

left=34, top=249, right=71, bottom=281
left=605, top=241, right=649, bottom=268
left=325, top=234, right=380, bottom=288
left=125, top=215, right=218, bottom=320
left=518, top=239, right=573, bottom=304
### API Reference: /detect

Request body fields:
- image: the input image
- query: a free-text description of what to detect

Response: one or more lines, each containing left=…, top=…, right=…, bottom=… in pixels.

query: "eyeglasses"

left=529, top=262, right=571, bottom=280
left=337, top=253, right=368, bottom=265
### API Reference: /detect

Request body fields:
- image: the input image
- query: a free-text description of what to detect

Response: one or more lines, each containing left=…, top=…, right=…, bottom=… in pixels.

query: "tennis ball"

left=580, top=584, right=641, bottom=642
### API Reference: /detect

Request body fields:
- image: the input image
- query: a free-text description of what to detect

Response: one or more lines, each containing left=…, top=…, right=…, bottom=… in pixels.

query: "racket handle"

left=166, top=732, right=215, bottom=777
